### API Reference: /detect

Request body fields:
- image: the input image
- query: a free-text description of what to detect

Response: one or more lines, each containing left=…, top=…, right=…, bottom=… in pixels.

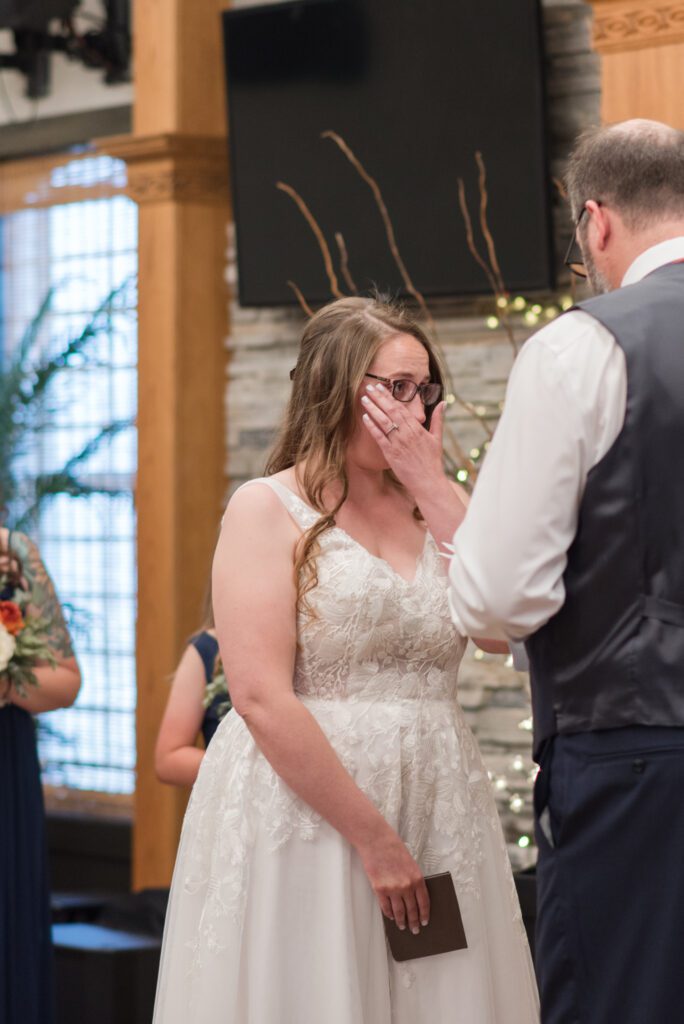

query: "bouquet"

left=0, top=579, right=56, bottom=699
left=202, top=655, right=232, bottom=722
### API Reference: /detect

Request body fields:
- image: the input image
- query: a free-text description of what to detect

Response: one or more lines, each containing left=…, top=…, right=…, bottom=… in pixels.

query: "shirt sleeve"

left=447, top=310, right=626, bottom=641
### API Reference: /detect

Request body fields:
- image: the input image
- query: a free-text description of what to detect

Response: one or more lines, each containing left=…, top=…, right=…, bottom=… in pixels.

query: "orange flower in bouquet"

left=0, top=600, right=25, bottom=637
left=0, top=576, right=55, bottom=697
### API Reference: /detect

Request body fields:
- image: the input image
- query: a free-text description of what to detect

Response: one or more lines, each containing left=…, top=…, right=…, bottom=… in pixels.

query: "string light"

left=456, top=468, right=468, bottom=483
left=486, top=315, right=499, bottom=330
left=518, top=835, right=531, bottom=849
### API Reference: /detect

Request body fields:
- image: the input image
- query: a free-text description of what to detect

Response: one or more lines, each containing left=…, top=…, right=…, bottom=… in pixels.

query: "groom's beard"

left=584, top=246, right=612, bottom=294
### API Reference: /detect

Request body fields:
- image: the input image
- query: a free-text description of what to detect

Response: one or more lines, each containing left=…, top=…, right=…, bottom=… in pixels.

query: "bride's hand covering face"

left=357, top=339, right=447, bottom=496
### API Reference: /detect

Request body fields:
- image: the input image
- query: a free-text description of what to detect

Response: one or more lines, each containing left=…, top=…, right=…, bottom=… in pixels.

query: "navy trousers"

left=534, top=726, right=684, bottom=1024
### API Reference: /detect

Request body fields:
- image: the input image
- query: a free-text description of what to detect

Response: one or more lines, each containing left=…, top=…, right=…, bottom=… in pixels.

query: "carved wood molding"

left=95, top=133, right=230, bottom=206
left=590, top=1, right=684, bottom=54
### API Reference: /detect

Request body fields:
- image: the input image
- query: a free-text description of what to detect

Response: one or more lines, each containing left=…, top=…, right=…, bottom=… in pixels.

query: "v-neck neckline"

left=273, top=480, right=431, bottom=587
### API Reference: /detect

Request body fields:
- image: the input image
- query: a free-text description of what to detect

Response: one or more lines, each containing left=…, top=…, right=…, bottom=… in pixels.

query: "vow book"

left=383, top=871, right=468, bottom=962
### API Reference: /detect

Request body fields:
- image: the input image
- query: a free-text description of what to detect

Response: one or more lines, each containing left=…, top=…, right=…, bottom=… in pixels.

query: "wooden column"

left=588, top=1, right=684, bottom=128
left=98, top=0, right=231, bottom=889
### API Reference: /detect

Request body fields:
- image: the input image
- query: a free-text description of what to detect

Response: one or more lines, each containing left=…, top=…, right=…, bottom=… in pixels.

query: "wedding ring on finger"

left=385, top=423, right=399, bottom=437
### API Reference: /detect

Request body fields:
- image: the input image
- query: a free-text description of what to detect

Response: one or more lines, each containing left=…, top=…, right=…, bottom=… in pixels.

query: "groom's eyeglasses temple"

left=564, top=201, right=603, bottom=280
left=564, top=206, right=589, bottom=279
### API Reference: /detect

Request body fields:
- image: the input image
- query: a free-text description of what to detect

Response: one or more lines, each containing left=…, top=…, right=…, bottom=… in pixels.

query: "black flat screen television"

left=223, top=0, right=552, bottom=307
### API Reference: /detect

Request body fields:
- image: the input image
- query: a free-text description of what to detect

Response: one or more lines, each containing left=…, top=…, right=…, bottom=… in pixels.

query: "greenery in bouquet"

left=202, top=656, right=232, bottom=723
left=0, top=582, right=56, bottom=698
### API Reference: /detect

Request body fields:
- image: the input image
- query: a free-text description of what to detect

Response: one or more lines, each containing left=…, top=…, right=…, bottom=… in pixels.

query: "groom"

left=445, top=120, right=684, bottom=1023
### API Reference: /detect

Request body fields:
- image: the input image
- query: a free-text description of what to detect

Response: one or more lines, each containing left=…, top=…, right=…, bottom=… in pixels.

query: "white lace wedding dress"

left=153, top=478, right=539, bottom=1023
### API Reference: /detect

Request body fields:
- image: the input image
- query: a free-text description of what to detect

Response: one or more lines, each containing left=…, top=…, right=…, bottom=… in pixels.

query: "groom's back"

left=527, top=260, right=684, bottom=754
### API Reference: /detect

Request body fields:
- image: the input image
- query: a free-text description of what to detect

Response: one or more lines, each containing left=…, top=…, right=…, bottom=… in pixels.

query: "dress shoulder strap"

left=233, top=477, right=321, bottom=531
left=190, top=631, right=219, bottom=684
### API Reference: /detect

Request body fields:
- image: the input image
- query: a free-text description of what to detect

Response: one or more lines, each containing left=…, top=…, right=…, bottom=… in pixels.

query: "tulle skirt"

left=153, top=699, right=539, bottom=1023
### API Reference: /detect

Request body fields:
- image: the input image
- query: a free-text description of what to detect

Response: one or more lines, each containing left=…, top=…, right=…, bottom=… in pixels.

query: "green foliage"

left=0, top=278, right=135, bottom=530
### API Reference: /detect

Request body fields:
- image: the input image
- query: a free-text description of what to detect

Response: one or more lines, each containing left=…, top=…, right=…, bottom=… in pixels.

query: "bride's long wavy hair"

left=265, top=296, right=446, bottom=614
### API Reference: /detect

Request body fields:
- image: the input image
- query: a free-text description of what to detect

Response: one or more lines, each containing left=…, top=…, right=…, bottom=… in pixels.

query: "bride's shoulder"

left=222, top=474, right=300, bottom=538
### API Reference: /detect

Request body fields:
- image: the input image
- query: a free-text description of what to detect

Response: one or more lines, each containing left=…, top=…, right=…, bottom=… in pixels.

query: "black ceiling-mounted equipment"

left=0, top=0, right=130, bottom=99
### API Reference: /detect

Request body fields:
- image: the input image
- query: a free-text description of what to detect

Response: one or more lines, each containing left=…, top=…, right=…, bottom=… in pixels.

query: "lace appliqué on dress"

left=181, top=479, right=520, bottom=976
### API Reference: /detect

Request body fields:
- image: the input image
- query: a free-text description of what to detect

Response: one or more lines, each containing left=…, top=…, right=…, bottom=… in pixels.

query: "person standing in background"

left=0, top=523, right=81, bottom=1024
left=155, top=591, right=231, bottom=787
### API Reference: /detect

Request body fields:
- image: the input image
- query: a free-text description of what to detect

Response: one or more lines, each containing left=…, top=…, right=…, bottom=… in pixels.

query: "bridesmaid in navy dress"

left=0, top=527, right=81, bottom=1024
left=155, top=605, right=231, bottom=786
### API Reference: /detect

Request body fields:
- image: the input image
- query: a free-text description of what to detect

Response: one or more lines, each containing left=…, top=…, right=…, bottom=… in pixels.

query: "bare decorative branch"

left=552, top=176, right=567, bottom=200
left=276, top=181, right=344, bottom=299
left=456, top=177, right=500, bottom=297
left=335, top=232, right=358, bottom=294
left=457, top=163, right=519, bottom=357
left=287, top=280, right=314, bottom=318
left=322, top=130, right=436, bottom=335
left=475, top=151, right=506, bottom=297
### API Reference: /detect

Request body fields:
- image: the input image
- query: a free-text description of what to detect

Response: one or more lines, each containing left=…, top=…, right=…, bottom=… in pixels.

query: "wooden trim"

left=587, top=0, right=684, bottom=127
left=591, top=1, right=684, bottom=54
left=96, top=133, right=230, bottom=206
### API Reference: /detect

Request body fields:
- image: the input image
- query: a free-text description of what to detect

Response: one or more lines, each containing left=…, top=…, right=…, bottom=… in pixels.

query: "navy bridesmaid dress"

left=190, top=631, right=228, bottom=747
left=0, top=582, right=55, bottom=1024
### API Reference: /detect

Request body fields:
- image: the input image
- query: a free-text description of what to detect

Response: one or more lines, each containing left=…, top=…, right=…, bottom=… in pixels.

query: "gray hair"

left=564, top=120, right=684, bottom=232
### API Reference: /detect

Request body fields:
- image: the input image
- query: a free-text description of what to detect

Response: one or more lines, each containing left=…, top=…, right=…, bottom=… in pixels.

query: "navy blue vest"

left=526, top=261, right=684, bottom=759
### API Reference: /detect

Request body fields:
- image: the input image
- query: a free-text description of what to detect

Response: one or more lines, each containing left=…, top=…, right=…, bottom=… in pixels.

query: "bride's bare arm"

left=213, top=484, right=429, bottom=933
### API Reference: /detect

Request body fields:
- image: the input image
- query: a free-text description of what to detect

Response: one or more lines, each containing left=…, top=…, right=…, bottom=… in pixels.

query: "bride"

left=153, top=296, right=539, bottom=1023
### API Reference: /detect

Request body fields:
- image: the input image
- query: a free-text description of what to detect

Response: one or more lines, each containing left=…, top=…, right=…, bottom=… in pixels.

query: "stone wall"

left=223, top=0, right=600, bottom=866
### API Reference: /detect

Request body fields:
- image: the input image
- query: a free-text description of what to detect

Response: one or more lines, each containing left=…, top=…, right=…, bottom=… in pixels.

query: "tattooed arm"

left=2, top=531, right=81, bottom=713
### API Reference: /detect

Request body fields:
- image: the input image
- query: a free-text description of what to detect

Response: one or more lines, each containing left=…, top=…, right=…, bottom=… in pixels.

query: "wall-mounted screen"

left=223, top=0, right=553, bottom=307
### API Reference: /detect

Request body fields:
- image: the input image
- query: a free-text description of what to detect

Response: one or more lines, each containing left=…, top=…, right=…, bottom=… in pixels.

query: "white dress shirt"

left=447, top=237, right=684, bottom=642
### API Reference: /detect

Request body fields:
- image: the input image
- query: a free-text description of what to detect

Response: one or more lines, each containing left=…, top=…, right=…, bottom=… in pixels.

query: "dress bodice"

left=245, top=477, right=468, bottom=703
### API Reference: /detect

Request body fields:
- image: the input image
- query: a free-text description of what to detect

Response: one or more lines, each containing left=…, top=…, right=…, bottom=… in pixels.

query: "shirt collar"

left=622, top=236, right=684, bottom=287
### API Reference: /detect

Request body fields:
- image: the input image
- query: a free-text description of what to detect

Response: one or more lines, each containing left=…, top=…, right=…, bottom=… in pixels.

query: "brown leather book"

left=383, top=872, right=468, bottom=962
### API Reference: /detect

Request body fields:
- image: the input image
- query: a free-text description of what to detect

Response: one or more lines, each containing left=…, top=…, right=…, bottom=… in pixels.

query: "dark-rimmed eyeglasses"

left=564, top=206, right=589, bottom=279
left=365, top=373, right=442, bottom=406
left=564, top=201, right=602, bottom=279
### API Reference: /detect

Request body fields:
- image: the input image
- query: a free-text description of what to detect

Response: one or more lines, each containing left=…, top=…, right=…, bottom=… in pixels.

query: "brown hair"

left=265, top=295, right=445, bottom=614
